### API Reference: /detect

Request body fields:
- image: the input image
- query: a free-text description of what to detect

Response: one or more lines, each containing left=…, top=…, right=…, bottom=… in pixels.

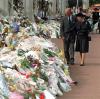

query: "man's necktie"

left=69, top=16, right=71, bottom=23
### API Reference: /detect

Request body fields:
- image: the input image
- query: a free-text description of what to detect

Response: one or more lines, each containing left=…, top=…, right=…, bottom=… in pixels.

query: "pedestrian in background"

left=60, top=8, right=76, bottom=65
left=98, top=18, right=100, bottom=34
left=92, top=8, right=99, bottom=25
left=76, top=13, right=91, bottom=66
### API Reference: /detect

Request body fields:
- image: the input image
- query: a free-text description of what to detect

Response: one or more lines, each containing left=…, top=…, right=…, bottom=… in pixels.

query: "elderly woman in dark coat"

left=76, top=13, right=91, bottom=66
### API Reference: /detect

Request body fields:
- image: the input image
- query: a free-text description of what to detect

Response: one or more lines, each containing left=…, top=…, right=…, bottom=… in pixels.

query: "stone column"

left=51, top=0, right=56, bottom=15
left=83, top=0, right=89, bottom=9
left=23, top=0, right=33, bottom=20
left=4, top=0, right=9, bottom=15
left=33, top=0, right=38, bottom=15
left=50, top=0, right=68, bottom=16
left=0, top=0, right=9, bottom=16
left=60, top=0, right=68, bottom=15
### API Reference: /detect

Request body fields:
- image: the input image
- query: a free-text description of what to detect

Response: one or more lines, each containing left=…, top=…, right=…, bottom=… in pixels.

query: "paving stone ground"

left=58, top=34, right=100, bottom=99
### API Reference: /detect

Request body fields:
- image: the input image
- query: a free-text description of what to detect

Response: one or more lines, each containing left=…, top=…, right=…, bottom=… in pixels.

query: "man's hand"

left=61, top=37, right=64, bottom=40
left=59, top=36, right=64, bottom=40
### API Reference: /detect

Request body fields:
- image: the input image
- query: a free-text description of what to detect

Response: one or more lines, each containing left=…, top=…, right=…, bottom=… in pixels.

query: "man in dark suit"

left=60, top=8, right=76, bottom=65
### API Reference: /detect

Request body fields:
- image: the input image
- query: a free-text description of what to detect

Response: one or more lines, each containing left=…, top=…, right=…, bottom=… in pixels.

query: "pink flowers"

left=9, top=92, right=24, bottom=99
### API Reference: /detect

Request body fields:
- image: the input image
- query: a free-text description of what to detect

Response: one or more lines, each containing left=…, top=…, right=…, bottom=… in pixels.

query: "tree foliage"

left=68, top=0, right=82, bottom=7
left=89, top=0, right=100, bottom=5
left=68, top=0, right=100, bottom=7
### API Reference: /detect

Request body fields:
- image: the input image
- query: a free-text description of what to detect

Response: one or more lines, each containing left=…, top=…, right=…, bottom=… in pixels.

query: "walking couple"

left=60, top=8, right=91, bottom=66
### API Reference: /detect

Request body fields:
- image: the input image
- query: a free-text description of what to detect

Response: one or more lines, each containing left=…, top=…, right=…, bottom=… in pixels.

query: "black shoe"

left=67, top=62, right=70, bottom=65
left=70, top=58, right=75, bottom=65
left=71, top=81, right=78, bottom=86
left=73, top=81, right=78, bottom=85
left=80, top=64, right=85, bottom=66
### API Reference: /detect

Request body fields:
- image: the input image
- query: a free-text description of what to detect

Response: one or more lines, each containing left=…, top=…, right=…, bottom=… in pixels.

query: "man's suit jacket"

left=60, top=15, right=76, bottom=41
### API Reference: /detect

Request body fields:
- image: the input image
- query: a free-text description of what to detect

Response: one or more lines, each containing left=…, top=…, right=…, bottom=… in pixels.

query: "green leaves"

left=20, top=58, right=30, bottom=69
left=43, top=48, right=57, bottom=57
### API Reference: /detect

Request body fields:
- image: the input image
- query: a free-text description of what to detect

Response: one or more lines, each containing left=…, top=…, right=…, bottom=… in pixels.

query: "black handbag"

left=88, top=36, right=91, bottom=41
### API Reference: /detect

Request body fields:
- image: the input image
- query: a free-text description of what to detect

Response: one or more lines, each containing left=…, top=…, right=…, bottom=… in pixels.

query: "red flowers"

left=40, top=93, right=45, bottom=99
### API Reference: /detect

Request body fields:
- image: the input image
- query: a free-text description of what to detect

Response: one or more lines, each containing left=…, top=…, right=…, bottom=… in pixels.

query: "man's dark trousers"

left=64, top=34, right=75, bottom=64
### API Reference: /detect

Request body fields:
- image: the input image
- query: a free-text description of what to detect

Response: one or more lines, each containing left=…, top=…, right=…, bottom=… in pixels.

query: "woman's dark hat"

left=76, top=13, right=85, bottom=17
